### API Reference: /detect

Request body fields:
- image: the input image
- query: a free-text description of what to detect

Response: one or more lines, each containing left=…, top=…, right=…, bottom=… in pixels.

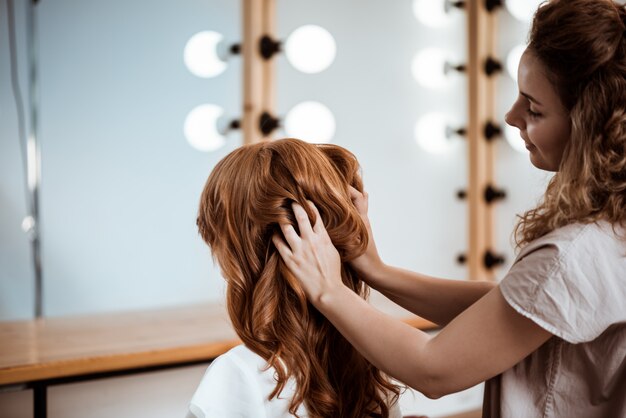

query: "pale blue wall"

left=1, top=0, right=242, bottom=319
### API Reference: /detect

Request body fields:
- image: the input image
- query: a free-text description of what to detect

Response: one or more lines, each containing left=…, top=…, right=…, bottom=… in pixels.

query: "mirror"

left=0, top=0, right=539, bottom=320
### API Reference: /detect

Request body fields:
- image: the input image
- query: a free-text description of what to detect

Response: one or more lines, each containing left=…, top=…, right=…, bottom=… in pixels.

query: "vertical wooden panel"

left=484, top=12, right=498, bottom=279
left=261, top=0, right=276, bottom=138
left=242, top=0, right=264, bottom=145
left=242, top=0, right=275, bottom=145
left=466, top=1, right=496, bottom=281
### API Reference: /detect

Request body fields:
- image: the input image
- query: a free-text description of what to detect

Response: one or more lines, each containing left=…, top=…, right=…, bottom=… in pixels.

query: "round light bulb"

left=506, top=44, right=526, bottom=81
left=184, top=104, right=226, bottom=152
left=184, top=31, right=227, bottom=78
left=414, top=112, right=455, bottom=154
left=505, top=0, right=543, bottom=22
left=504, top=123, right=528, bottom=154
left=285, top=25, right=336, bottom=74
left=411, top=48, right=452, bottom=89
left=284, top=101, right=336, bottom=143
left=413, top=0, right=451, bottom=28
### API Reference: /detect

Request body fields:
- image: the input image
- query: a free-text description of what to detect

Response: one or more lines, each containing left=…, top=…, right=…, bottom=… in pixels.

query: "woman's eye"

left=526, top=108, right=542, bottom=118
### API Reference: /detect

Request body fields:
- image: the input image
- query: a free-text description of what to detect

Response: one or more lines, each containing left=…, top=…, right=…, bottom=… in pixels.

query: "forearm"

left=274, top=201, right=548, bottom=400
left=315, top=283, right=553, bottom=400
left=317, top=285, right=438, bottom=395
left=366, top=264, right=496, bottom=326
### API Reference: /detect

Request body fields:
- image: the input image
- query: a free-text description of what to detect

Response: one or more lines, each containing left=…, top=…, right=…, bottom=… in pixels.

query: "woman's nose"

left=504, top=103, right=523, bottom=130
left=504, top=111, right=515, bottom=127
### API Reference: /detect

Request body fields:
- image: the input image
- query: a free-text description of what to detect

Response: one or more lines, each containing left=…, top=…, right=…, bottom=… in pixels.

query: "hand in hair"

left=273, top=201, right=344, bottom=305
left=347, top=186, right=386, bottom=278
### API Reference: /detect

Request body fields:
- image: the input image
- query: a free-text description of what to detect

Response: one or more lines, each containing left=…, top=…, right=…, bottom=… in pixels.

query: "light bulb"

left=184, top=31, right=227, bottom=78
left=284, top=101, right=336, bottom=143
left=412, top=48, right=454, bottom=89
left=504, top=124, right=528, bottom=153
left=285, top=25, right=336, bottom=74
left=413, top=0, right=451, bottom=28
left=506, top=44, right=526, bottom=81
left=505, top=0, right=543, bottom=22
left=414, top=112, right=456, bottom=154
left=184, top=104, right=226, bottom=152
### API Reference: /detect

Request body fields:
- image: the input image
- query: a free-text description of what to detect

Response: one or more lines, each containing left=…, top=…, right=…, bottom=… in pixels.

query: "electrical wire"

left=7, top=0, right=44, bottom=317
left=6, top=0, right=33, bottom=218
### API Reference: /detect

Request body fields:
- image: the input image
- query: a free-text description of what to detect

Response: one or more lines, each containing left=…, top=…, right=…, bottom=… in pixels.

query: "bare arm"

left=347, top=187, right=494, bottom=326
left=273, top=202, right=552, bottom=398
left=367, top=264, right=496, bottom=326
left=316, top=283, right=551, bottom=398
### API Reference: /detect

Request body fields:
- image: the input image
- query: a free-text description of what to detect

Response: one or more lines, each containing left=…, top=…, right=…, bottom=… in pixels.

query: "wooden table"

left=0, top=303, right=436, bottom=418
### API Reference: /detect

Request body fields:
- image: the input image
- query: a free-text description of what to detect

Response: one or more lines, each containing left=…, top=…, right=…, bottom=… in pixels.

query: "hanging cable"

left=6, top=0, right=31, bottom=217
left=7, top=0, right=43, bottom=317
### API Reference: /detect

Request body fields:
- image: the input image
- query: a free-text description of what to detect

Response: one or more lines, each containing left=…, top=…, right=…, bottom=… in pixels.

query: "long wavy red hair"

left=197, top=138, right=401, bottom=417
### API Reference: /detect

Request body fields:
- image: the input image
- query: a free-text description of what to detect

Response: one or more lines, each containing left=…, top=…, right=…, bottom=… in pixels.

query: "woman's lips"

left=520, top=134, right=534, bottom=150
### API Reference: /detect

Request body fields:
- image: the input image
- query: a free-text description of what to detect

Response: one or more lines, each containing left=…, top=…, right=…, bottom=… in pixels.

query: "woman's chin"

left=528, top=152, right=558, bottom=172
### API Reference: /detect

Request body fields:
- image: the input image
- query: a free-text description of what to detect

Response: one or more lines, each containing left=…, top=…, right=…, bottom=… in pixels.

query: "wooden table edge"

left=0, top=340, right=241, bottom=386
left=0, top=316, right=437, bottom=386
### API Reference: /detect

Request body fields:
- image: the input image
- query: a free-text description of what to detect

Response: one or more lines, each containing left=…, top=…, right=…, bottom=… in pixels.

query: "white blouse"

left=187, top=344, right=403, bottom=418
left=484, top=221, right=626, bottom=417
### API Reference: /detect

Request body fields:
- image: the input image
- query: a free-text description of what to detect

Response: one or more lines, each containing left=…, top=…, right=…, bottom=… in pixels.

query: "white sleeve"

left=388, top=397, right=403, bottom=418
left=187, top=354, right=262, bottom=418
left=500, top=233, right=625, bottom=344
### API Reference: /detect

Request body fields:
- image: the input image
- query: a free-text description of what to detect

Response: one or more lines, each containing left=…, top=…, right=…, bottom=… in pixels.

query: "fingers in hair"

left=305, top=200, right=326, bottom=234
left=272, top=233, right=293, bottom=259
left=279, top=222, right=301, bottom=251
left=291, top=202, right=314, bottom=237
left=348, top=185, right=362, bottom=201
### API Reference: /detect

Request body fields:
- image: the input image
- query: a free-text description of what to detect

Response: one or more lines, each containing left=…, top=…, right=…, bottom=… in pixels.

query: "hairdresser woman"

left=272, top=0, right=626, bottom=416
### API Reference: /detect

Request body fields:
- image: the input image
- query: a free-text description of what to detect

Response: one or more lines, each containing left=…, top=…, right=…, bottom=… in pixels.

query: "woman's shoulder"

left=188, top=345, right=270, bottom=417
left=199, top=344, right=276, bottom=390
left=502, top=220, right=626, bottom=344
left=512, top=220, right=626, bottom=289
left=517, top=220, right=625, bottom=261
left=219, top=344, right=270, bottom=369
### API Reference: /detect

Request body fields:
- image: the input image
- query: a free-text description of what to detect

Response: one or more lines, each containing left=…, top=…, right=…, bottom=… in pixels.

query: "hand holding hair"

left=197, top=139, right=403, bottom=417
left=346, top=186, right=386, bottom=278
left=272, top=201, right=344, bottom=305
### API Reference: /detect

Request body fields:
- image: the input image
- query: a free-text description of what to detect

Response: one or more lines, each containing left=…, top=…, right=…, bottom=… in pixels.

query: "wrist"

left=315, top=280, right=349, bottom=312
left=356, top=258, right=388, bottom=285
left=352, top=251, right=383, bottom=273
left=369, top=259, right=388, bottom=280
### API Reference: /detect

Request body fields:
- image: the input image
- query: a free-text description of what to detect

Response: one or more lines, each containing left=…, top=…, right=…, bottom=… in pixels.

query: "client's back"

left=192, top=138, right=401, bottom=418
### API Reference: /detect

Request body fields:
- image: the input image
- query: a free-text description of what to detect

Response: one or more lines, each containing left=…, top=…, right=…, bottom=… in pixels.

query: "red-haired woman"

left=189, top=139, right=405, bottom=418
left=273, top=1, right=626, bottom=417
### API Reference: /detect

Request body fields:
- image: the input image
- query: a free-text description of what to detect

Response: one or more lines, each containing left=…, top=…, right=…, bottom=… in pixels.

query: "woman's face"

left=505, top=49, right=571, bottom=172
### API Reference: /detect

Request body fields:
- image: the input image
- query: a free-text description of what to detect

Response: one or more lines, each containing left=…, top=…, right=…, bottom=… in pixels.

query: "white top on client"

left=187, top=344, right=403, bottom=418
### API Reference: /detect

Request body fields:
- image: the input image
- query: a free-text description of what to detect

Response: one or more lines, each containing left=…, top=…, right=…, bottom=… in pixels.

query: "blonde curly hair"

left=515, top=0, right=626, bottom=248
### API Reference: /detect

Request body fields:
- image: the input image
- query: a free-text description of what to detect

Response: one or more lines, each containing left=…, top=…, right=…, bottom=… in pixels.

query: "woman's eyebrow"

left=521, top=92, right=543, bottom=106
